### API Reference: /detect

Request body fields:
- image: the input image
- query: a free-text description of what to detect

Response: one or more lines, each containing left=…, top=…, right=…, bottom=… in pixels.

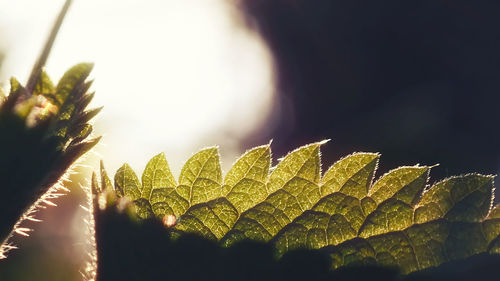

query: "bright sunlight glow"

left=0, top=0, right=275, bottom=174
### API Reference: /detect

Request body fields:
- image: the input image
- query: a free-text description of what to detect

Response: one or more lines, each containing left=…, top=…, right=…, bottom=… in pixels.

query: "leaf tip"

left=318, top=139, right=331, bottom=145
left=267, top=139, right=273, bottom=147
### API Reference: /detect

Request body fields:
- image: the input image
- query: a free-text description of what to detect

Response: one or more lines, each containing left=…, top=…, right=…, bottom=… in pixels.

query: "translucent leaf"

left=414, top=174, right=494, bottom=223
left=369, top=166, right=429, bottom=205
left=141, top=153, right=176, bottom=200
left=358, top=198, right=414, bottom=237
left=177, top=147, right=222, bottom=205
left=357, top=166, right=431, bottom=237
left=321, top=152, right=379, bottom=198
left=150, top=188, right=189, bottom=218
left=114, top=163, right=141, bottom=201
left=176, top=198, right=239, bottom=240
left=267, top=141, right=324, bottom=194
left=223, top=144, right=271, bottom=213
left=101, top=144, right=500, bottom=275
left=273, top=153, right=379, bottom=255
left=222, top=142, right=324, bottom=245
left=328, top=218, right=500, bottom=274
left=55, top=63, right=93, bottom=106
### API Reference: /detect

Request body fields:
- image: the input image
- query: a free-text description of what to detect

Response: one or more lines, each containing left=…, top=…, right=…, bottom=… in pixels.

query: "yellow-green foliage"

left=96, top=142, right=500, bottom=274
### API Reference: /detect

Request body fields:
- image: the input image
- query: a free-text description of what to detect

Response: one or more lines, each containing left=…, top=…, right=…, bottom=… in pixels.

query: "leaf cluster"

left=94, top=142, right=500, bottom=275
left=0, top=64, right=100, bottom=249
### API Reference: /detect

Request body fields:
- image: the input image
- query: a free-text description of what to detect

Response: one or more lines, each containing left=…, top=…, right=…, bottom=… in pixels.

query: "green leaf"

left=414, top=174, right=494, bottom=223
left=175, top=145, right=272, bottom=239
left=321, top=152, right=379, bottom=198
left=150, top=188, right=189, bottom=218
left=141, top=153, right=177, bottom=200
left=100, top=142, right=500, bottom=275
left=177, top=147, right=222, bottom=205
left=223, top=144, right=271, bottom=213
left=327, top=218, right=500, bottom=273
left=369, top=166, right=430, bottom=205
left=54, top=63, right=93, bottom=106
left=114, top=163, right=141, bottom=201
left=222, top=142, right=325, bottom=245
left=176, top=198, right=239, bottom=240
left=357, top=166, right=431, bottom=237
left=273, top=153, right=379, bottom=256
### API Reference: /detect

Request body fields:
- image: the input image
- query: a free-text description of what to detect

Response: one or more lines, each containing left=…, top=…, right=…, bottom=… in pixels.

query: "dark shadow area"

left=239, top=0, right=500, bottom=184
left=96, top=206, right=500, bottom=281
left=0, top=113, right=61, bottom=242
left=405, top=253, right=500, bottom=281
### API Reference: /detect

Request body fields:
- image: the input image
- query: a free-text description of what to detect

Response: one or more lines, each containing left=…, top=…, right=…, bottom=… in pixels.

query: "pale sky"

left=0, top=0, right=275, bottom=176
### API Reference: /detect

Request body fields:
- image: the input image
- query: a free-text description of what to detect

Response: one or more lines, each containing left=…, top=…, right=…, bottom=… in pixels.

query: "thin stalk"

left=25, top=0, right=73, bottom=95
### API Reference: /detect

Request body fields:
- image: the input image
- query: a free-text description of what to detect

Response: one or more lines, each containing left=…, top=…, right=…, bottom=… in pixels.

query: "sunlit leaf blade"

left=54, top=63, right=93, bottom=106
left=357, top=166, right=431, bottom=237
left=321, top=152, right=379, bottom=198
left=222, top=142, right=324, bottom=245
left=177, top=147, right=222, bottom=205
left=358, top=198, right=414, bottom=238
left=100, top=142, right=500, bottom=275
left=141, top=153, right=177, bottom=200
left=150, top=188, right=189, bottom=218
left=327, top=218, right=500, bottom=274
left=176, top=198, right=239, bottom=240
left=414, top=174, right=494, bottom=223
left=114, top=164, right=141, bottom=201
left=267, top=142, right=323, bottom=194
left=273, top=153, right=379, bottom=256
left=175, top=145, right=272, bottom=239
left=273, top=209, right=357, bottom=258
left=369, top=166, right=429, bottom=205
left=223, top=144, right=271, bottom=213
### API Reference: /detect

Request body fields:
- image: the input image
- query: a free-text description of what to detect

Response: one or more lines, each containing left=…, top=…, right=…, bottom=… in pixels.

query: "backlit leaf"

left=141, top=153, right=176, bottom=200
left=177, top=147, right=222, bottom=205
left=114, top=163, right=141, bottom=201
left=100, top=142, right=500, bottom=275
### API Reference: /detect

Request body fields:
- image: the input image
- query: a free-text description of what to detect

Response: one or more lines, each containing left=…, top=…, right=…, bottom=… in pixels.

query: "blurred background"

left=1, top=0, right=500, bottom=280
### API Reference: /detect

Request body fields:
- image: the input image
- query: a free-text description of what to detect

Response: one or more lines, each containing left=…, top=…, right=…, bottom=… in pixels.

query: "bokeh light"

left=0, top=0, right=275, bottom=174
left=0, top=0, right=275, bottom=278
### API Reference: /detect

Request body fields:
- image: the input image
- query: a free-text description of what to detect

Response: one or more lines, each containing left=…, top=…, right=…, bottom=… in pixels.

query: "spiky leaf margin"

left=0, top=64, right=101, bottom=258
left=95, top=142, right=500, bottom=274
